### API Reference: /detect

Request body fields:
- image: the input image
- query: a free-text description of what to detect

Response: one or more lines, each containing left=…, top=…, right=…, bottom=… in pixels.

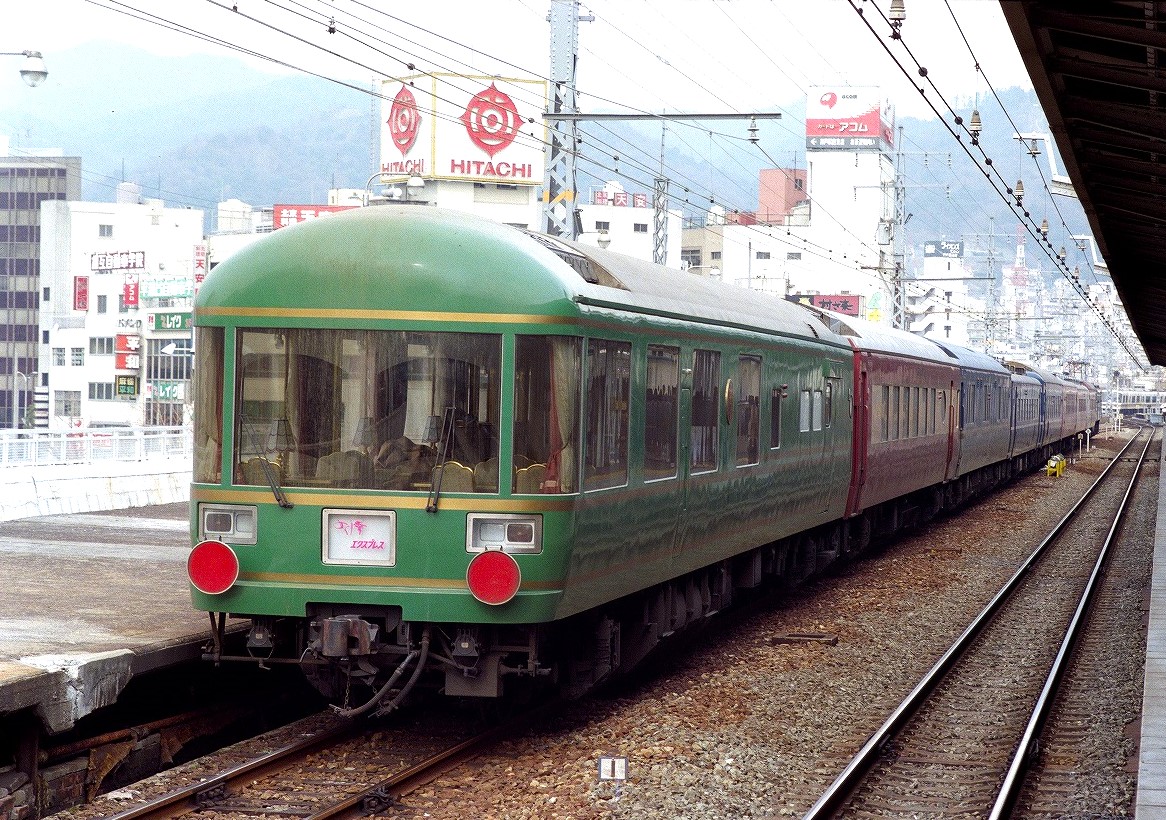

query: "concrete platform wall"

left=0, top=460, right=191, bottom=522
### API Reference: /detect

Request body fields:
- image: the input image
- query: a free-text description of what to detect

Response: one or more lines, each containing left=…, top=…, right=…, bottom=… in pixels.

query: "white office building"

left=39, top=192, right=204, bottom=429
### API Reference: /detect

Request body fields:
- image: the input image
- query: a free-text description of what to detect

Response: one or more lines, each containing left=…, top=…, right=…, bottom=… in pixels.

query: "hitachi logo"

left=450, top=159, right=532, bottom=178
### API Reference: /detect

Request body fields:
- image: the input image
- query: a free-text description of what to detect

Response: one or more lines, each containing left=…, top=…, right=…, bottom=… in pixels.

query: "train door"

left=945, top=379, right=958, bottom=479
left=846, top=354, right=869, bottom=517
left=820, top=361, right=845, bottom=513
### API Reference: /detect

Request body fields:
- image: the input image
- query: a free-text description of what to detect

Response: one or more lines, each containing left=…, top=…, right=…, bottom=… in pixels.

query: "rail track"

left=99, top=699, right=557, bottom=820
left=803, top=430, right=1152, bottom=818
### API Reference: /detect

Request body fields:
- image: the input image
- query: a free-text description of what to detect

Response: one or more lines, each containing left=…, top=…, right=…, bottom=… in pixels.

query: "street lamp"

left=1, top=51, right=48, bottom=87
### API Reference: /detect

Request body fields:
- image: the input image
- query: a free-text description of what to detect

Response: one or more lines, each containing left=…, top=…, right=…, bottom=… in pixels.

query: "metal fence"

left=0, top=427, right=191, bottom=468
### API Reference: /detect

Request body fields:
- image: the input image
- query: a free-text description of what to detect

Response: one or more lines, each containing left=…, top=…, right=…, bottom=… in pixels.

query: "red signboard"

left=805, top=87, right=894, bottom=152
left=73, top=276, right=89, bottom=311
left=116, top=333, right=142, bottom=371
left=790, top=293, right=865, bottom=317
left=273, top=204, right=358, bottom=230
left=123, top=273, right=139, bottom=307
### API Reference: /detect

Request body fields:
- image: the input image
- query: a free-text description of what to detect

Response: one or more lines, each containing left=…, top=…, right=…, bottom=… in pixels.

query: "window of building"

left=594, top=221, right=610, bottom=231
left=633, top=223, right=648, bottom=233
left=90, top=337, right=115, bottom=355
left=55, top=390, right=81, bottom=417
left=794, top=178, right=804, bottom=191
left=787, top=252, right=802, bottom=261
left=118, top=294, right=130, bottom=313
left=755, top=251, right=771, bottom=260
left=710, top=251, right=722, bottom=260
left=42, top=330, right=50, bottom=345
left=691, top=349, right=720, bottom=473
left=89, top=382, right=114, bottom=400
left=42, top=287, right=49, bottom=302
left=97, top=294, right=108, bottom=314
left=70, top=347, right=85, bottom=366
left=736, top=356, right=761, bottom=465
left=681, top=249, right=702, bottom=269
left=98, top=224, right=113, bottom=238
left=584, top=338, right=631, bottom=491
left=53, top=348, right=65, bottom=367
left=644, top=345, right=679, bottom=481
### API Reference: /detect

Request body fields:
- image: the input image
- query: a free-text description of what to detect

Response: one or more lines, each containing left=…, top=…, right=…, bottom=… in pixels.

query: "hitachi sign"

left=382, top=159, right=427, bottom=175
left=450, top=159, right=533, bottom=179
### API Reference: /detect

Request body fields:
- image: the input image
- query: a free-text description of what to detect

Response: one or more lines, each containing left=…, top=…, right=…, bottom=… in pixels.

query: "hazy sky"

left=4, top=0, right=1033, bottom=120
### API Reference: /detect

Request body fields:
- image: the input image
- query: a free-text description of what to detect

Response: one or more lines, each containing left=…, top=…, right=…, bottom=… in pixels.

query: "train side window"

left=912, top=387, right=920, bottom=437
left=584, top=339, right=631, bottom=491
left=812, top=389, right=824, bottom=432
left=691, top=350, right=720, bottom=473
left=891, top=386, right=901, bottom=440
left=770, top=386, right=783, bottom=450
left=799, top=389, right=811, bottom=433
left=878, top=385, right=889, bottom=442
left=645, top=345, right=679, bottom=481
left=513, top=335, right=581, bottom=494
left=736, top=355, right=760, bottom=466
left=824, top=381, right=833, bottom=428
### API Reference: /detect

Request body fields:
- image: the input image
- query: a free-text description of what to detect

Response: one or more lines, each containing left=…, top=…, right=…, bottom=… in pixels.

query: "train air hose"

left=333, top=626, right=432, bottom=719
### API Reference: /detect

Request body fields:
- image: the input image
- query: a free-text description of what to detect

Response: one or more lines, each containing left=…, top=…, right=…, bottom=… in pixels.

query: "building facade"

left=39, top=195, right=204, bottom=429
left=0, top=152, right=81, bottom=428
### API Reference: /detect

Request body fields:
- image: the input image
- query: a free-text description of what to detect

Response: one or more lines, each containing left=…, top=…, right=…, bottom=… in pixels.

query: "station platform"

left=1139, top=458, right=1166, bottom=816
left=0, top=503, right=208, bottom=736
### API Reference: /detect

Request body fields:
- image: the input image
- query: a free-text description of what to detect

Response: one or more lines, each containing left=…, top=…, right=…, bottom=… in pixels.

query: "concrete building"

left=572, top=181, right=682, bottom=266
left=0, top=145, right=81, bottom=428
left=39, top=193, right=203, bottom=429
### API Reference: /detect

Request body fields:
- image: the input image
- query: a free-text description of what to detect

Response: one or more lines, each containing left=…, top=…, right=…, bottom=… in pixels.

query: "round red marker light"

left=188, top=540, right=240, bottom=595
left=466, top=550, right=521, bottom=605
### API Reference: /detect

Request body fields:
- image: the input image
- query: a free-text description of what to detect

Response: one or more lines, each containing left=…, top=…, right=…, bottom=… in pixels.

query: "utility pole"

left=542, top=0, right=587, bottom=238
left=542, top=0, right=776, bottom=259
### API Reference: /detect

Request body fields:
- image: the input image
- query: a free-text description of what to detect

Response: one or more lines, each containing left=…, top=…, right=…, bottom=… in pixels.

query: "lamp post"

left=1, top=51, right=48, bottom=87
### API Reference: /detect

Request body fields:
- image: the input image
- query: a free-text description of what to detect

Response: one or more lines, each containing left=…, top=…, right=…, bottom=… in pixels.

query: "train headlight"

left=466, top=514, right=542, bottom=554
left=199, top=504, right=257, bottom=545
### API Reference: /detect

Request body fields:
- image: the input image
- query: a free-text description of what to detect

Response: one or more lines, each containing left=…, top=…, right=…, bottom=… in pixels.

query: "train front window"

left=233, top=329, right=501, bottom=492
left=513, top=336, right=581, bottom=494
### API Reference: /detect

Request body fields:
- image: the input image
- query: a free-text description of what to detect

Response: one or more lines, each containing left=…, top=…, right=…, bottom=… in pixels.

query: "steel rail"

left=303, top=698, right=564, bottom=819
left=801, top=432, right=1142, bottom=819
left=102, top=717, right=358, bottom=820
left=989, top=429, right=1154, bottom=818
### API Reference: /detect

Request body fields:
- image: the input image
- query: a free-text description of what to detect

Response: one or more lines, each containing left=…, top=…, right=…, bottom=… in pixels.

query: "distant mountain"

left=1, top=43, right=1087, bottom=267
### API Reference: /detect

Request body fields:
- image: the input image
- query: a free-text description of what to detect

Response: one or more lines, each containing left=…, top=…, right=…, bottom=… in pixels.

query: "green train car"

left=188, top=206, right=857, bottom=709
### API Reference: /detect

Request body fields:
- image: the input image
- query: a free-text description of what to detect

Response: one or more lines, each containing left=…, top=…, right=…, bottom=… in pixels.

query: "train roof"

left=922, top=339, right=1012, bottom=376
left=803, top=307, right=974, bottom=366
left=196, top=206, right=850, bottom=347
